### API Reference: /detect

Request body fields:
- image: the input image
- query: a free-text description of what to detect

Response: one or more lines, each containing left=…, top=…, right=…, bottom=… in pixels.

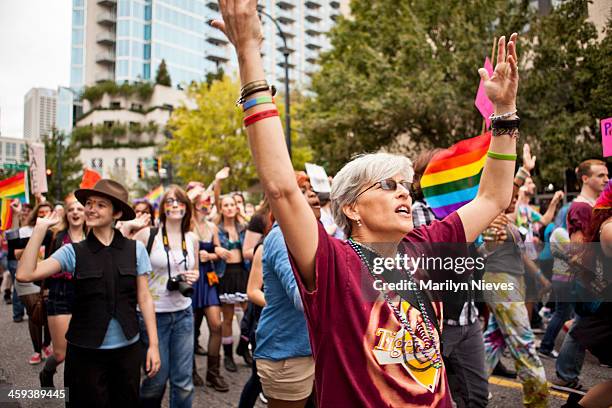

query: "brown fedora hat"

left=75, top=179, right=136, bottom=221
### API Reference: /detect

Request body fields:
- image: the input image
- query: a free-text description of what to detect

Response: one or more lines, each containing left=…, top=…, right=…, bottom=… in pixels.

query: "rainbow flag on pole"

left=0, top=172, right=29, bottom=230
left=144, top=185, right=164, bottom=207
left=420, top=132, right=491, bottom=219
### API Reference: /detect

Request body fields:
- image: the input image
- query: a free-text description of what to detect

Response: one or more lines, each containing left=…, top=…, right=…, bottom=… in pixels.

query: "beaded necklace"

left=348, top=237, right=442, bottom=369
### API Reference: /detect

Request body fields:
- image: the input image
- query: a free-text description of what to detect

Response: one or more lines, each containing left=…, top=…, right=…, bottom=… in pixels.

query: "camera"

left=166, top=274, right=193, bottom=297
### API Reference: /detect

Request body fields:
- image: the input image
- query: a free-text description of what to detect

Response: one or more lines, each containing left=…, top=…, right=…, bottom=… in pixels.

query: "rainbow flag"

left=0, top=172, right=29, bottom=230
left=145, top=185, right=164, bottom=207
left=420, top=132, right=492, bottom=218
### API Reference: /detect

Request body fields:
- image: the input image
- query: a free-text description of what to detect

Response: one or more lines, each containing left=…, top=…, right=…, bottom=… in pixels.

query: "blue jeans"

left=539, top=281, right=573, bottom=353
left=555, top=316, right=585, bottom=382
left=8, top=260, right=24, bottom=320
left=139, top=307, right=194, bottom=408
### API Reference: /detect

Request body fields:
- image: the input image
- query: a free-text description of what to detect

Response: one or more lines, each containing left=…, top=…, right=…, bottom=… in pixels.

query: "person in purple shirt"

left=211, top=3, right=520, bottom=406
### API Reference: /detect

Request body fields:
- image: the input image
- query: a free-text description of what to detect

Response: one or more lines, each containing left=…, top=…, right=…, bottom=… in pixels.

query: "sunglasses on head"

left=356, top=179, right=413, bottom=199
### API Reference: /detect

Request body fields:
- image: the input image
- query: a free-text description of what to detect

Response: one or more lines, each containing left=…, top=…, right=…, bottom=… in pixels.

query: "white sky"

left=0, top=0, right=71, bottom=138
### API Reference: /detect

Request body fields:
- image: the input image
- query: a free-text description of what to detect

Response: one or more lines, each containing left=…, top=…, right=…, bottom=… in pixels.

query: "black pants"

left=442, top=321, right=489, bottom=408
left=65, top=341, right=141, bottom=408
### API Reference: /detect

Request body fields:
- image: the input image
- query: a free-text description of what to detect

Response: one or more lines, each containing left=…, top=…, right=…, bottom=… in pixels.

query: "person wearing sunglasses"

left=211, top=2, right=520, bottom=406
left=133, top=186, right=200, bottom=407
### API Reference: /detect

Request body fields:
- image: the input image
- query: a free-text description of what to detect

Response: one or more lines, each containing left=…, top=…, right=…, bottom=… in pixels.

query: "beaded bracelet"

left=243, top=108, right=279, bottom=127
left=242, top=95, right=274, bottom=111
left=489, top=110, right=518, bottom=122
left=487, top=151, right=517, bottom=161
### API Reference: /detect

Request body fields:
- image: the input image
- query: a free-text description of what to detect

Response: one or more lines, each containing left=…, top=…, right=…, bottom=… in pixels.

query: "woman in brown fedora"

left=17, top=179, right=161, bottom=407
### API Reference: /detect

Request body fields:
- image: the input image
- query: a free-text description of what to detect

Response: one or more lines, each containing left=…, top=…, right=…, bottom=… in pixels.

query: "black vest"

left=66, top=229, right=139, bottom=348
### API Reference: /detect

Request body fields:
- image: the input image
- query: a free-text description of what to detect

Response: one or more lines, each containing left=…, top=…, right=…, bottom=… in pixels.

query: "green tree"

left=166, top=75, right=311, bottom=191
left=300, top=0, right=532, bottom=174
left=520, top=0, right=612, bottom=187
left=156, top=59, right=172, bottom=87
left=43, top=130, right=83, bottom=203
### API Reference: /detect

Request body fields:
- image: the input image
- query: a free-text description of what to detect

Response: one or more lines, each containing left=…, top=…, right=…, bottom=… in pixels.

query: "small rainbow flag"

left=0, top=172, right=29, bottom=230
left=420, top=132, right=492, bottom=219
left=145, top=185, right=164, bottom=207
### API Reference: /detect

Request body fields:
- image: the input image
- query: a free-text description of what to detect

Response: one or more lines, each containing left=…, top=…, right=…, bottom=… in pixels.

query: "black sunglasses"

left=356, top=179, right=413, bottom=198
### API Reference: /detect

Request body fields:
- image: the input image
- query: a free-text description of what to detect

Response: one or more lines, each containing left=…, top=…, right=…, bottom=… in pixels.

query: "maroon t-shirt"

left=290, top=213, right=465, bottom=407
left=567, top=201, right=592, bottom=237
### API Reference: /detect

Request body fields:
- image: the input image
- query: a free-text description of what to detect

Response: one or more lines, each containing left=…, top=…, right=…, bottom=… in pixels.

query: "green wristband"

left=487, top=151, right=517, bottom=161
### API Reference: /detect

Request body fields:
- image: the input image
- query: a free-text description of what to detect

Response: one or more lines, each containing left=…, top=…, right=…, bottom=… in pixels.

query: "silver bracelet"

left=489, top=110, right=518, bottom=122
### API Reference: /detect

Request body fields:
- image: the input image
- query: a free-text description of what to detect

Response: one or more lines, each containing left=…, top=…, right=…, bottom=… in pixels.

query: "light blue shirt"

left=254, top=223, right=312, bottom=361
left=51, top=240, right=151, bottom=349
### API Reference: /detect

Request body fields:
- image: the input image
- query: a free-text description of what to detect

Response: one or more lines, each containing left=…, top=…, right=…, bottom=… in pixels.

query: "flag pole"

left=482, top=36, right=497, bottom=134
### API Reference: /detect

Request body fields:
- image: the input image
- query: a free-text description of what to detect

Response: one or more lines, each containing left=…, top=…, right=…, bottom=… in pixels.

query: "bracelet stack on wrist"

left=491, top=110, right=520, bottom=138
left=236, top=80, right=277, bottom=105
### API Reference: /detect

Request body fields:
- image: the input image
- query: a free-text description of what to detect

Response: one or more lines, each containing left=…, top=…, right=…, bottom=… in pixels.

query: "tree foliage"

left=520, top=0, right=612, bottom=187
left=156, top=59, right=172, bottom=87
left=43, top=130, right=83, bottom=203
left=165, top=75, right=311, bottom=191
left=301, top=0, right=532, bottom=174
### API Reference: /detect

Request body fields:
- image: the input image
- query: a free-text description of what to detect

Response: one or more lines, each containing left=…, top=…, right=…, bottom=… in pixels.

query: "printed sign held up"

left=601, top=117, right=612, bottom=157
left=28, top=142, right=48, bottom=194
left=305, top=163, right=331, bottom=193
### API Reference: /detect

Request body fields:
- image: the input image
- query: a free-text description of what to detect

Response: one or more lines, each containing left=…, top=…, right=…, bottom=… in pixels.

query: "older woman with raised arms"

left=212, top=1, right=520, bottom=406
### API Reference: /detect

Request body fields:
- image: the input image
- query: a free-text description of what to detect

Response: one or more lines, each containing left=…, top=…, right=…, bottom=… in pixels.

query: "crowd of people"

left=0, top=1, right=610, bottom=407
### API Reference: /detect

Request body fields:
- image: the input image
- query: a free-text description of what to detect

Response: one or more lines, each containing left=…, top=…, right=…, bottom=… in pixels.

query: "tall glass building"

left=70, top=0, right=345, bottom=90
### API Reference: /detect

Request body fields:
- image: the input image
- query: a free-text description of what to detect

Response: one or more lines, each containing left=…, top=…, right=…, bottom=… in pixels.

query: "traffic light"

left=136, top=159, right=144, bottom=179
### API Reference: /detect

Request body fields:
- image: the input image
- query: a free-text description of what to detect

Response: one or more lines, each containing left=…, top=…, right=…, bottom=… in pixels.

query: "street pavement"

left=0, top=300, right=610, bottom=407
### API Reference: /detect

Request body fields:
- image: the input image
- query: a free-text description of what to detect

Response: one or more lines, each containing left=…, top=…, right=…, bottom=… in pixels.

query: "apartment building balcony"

left=277, top=14, right=295, bottom=25
left=97, top=0, right=117, bottom=7
left=305, top=14, right=322, bottom=23
left=95, top=71, right=115, bottom=82
left=305, top=37, right=322, bottom=50
left=275, top=6, right=295, bottom=21
left=305, top=49, right=318, bottom=64
left=96, top=31, right=116, bottom=45
left=277, top=61, right=296, bottom=69
left=305, top=0, right=322, bottom=9
left=330, top=0, right=340, bottom=8
left=206, top=53, right=229, bottom=64
left=305, top=20, right=323, bottom=35
left=277, top=44, right=295, bottom=55
left=206, top=33, right=228, bottom=46
left=206, top=1, right=219, bottom=11
left=97, top=12, right=117, bottom=26
left=96, top=52, right=116, bottom=64
left=276, top=0, right=295, bottom=10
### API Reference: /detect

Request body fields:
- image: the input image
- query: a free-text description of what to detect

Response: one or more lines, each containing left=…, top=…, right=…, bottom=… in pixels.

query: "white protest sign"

left=28, top=142, right=48, bottom=194
left=305, top=163, right=331, bottom=193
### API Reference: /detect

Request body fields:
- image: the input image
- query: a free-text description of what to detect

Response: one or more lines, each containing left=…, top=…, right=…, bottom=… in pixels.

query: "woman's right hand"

left=199, top=249, right=211, bottom=262
left=210, top=0, right=263, bottom=53
left=216, top=247, right=232, bottom=261
left=35, top=211, right=60, bottom=230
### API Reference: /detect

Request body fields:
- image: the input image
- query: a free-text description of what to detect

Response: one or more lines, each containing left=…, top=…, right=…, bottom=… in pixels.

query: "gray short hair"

left=330, top=153, right=414, bottom=237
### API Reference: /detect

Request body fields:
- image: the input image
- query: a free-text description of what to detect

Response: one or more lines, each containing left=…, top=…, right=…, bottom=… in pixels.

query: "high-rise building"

left=23, top=88, right=57, bottom=141
left=70, top=0, right=346, bottom=90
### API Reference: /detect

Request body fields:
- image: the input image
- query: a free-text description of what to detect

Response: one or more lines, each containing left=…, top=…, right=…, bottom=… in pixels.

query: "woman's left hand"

left=479, top=33, right=519, bottom=113
left=145, top=346, right=161, bottom=378
left=182, top=270, right=200, bottom=285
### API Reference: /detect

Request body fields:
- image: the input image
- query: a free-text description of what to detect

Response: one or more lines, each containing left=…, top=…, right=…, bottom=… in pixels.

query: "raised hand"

left=478, top=33, right=519, bottom=113
left=215, top=167, right=230, bottom=181
left=210, top=0, right=263, bottom=53
left=10, top=199, right=22, bottom=214
left=35, top=211, right=61, bottom=229
left=522, top=144, right=536, bottom=172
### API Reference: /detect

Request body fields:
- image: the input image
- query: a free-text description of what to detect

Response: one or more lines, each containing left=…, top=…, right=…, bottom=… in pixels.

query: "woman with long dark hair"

left=134, top=185, right=200, bottom=407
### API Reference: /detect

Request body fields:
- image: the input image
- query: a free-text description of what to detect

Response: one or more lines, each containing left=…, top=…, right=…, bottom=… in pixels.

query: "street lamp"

left=257, top=5, right=292, bottom=158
